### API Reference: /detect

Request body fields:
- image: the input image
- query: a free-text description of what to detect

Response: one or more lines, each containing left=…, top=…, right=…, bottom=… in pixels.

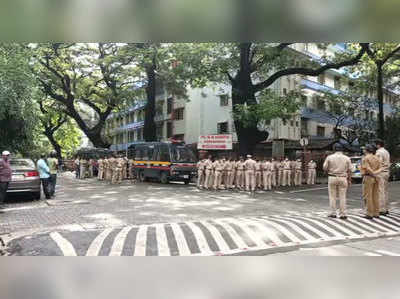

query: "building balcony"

left=301, top=78, right=341, bottom=95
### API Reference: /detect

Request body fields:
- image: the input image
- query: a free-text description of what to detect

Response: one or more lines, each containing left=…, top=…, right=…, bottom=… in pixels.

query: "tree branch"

left=251, top=43, right=293, bottom=72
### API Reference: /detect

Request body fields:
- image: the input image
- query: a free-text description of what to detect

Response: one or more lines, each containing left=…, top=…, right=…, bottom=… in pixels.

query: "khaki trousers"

left=278, top=170, right=283, bottom=186
left=245, top=170, right=256, bottom=191
left=236, top=170, right=244, bottom=189
left=226, top=171, right=234, bottom=188
left=122, top=167, right=127, bottom=180
left=197, top=170, right=205, bottom=187
left=295, top=170, right=302, bottom=186
left=229, top=171, right=235, bottom=189
left=271, top=171, right=276, bottom=187
left=328, top=176, right=348, bottom=217
left=363, top=176, right=380, bottom=217
left=214, top=170, right=223, bottom=190
left=263, top=171, right=272, bottom=190
left=377, top=171, right=390, bottom=212
left=204, top=169, right=213, bottom=189
left=255, top=171, right=262, bottom=188
left=98, top=167, right=104, bottom=180
left=283, top=170, right=291, bottom=186
left=307, top=169, right=316, bottom=185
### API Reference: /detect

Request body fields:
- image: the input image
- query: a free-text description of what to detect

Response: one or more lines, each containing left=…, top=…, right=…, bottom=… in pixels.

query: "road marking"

left=86, top=228, right=114, bottom=256
left=350, top=215, right=392, bottom=233
left=243, top=218, right=285, bottom=246
left=185, top=222, right=213, bottom=255
left=364, top=252, right=382, bottom=256
left=109, top=227, right=132, bottom=256
left=257, top=217, right=302, bottom=243
left=375, top=250, right=400, bottom=256
left=289, top=187, right=328, bottom=193
left=155, top=224, right=170, bottom=256
left=212, top=219, right=248, bottom=249
left=199, top=221, right=231, bottom=252
left=229, top=218, right=268, bottom=248
left=169, top=223, right=191, bottom=256
left=322, top=218, right=360, bottom=237
left=296, top=216, right=343, bottom=237
left=133, top=225, right=148, bottom=256
left=269, top=217, right=317, bottom=241
left=50, top=232, right=77, bottom=256
left=274, top=216, right=331, bottom=239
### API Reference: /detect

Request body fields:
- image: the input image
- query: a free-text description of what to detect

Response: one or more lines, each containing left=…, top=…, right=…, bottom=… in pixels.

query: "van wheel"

left=160, top=172, right=169, bottom=184
left=184, top=179, right=190, bottom=185
left=139, top=170, right=146, bottom=182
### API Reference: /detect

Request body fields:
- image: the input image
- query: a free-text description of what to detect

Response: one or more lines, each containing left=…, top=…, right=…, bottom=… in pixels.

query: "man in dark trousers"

left=0, top=151, right=12, bottom=210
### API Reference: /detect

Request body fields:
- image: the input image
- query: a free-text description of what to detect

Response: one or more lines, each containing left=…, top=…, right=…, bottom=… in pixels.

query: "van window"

left=171, top=145, right=196, bottom=163
left=159, top=144, right=171, bottom=162
left=147, top=145, right=155, bottom=161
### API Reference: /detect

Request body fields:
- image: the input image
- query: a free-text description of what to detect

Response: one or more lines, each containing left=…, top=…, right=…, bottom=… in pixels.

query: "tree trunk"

left=143, top=61, right=157, bottom=142
left=44, top=129, right=63, bottom=161
left=231, top=43, right=269, bottom=156
left=377, top=63, right=385, bottom=140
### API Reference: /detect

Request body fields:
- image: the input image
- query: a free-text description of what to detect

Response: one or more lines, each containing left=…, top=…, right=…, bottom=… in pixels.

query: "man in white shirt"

left=375, top=139, right=391, bottom=215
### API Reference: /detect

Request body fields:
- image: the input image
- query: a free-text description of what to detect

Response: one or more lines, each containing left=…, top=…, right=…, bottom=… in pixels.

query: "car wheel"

left=32, top=191, right=41, bottom=200
left=184, top=179, right=190, bottom=185
left=160, top=172, right=169, bottom=184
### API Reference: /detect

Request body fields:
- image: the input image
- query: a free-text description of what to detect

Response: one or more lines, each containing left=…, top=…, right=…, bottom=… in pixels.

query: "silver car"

left=6, top=158, right=41, bottom=200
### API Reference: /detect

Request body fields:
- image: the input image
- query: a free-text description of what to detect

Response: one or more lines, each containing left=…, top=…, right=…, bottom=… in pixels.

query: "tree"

left=31, top=43, right=139, bottom=148
left=0, top=43, right=38, bottom=154
left=384, top=113, right=400, bottom=158
left=187, top=43, right=370, bottom=154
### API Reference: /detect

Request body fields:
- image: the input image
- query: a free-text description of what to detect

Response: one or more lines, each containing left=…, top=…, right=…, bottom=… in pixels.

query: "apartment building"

left=104, top=43, right=400, bottom=153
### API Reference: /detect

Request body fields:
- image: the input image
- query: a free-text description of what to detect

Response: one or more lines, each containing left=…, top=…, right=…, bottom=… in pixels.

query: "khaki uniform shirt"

left=225, top=161, right=234, bottom=171
left=283, top=160, right=291, bottom=170
left=376, top=148, right=391, bottom=172
left=323, top=152, right=352, bottom=177
left=360, top=154, right=381, bottom=176
left=308, top=161, right=317, bottom=170
left=236, top=161, right=245, bottom=171
left=214, top=161, right=224, bottom=172
left=262, top=161, right=272, bottom=172
left=255, top=162, right=262, bottom=172
left=295, top=161, right=302, bottom=170
left=244, top=159, right=257, bottom=171
left=204, top=159, right=213, bottom=170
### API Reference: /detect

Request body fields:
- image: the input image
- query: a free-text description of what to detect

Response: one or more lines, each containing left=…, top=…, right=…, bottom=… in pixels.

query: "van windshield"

left=171, top=146, right=196, bottom=163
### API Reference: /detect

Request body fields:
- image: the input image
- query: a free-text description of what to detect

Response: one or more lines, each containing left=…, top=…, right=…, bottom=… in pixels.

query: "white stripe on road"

left=185, top=222, right=213, bottom=255
left=50, top=232, right=77, bottom=256
left=199, top=221, right=231, bottom=252
left=257, top=217, right=302, bottom=243
left=155, top=224, right=171, bottom=256
left=364, top=252, right=382, bottom=256
left=243, top=218, right=285, bottom=246
left=350, top=215, right=393, bottom=233
left=133, top=226, right=148, bottom=256
left=321, top=218, right=360, bottom=237
left=375, top=250, right=400, bottom=256
left=229, top=218, right=268, bottom=248
left=169, top=223, right=191, bottom=256
left=86, top=228, right=113, bottom=256
left=293, top=216, right=343, bottom=238
left=212, top=219, right=248, bottom=250
left=269, top=217, right=318, bottom=241
left=372, top=217, right=400, bottom=231
left=274, top=216, right=331, bottom=240
left=109, top=227, right=132, bottom=256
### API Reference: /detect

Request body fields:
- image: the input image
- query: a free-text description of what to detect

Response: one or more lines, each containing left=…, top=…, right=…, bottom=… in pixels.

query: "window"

left=317, top=126, right=325, bottom=137
left=147, top=145, right=155, bottom=161
left=296, top=121, right=299, bottom=127
left=318, top=73, right=325, bottom=85
left=290, top=120, right=294, bottom=127
left=282, top=119, right=287, bottom=126
left=137, top=128, right=143, bottom=141
left=174, top=108, right=184, bottom=120
left=171, top=145, right=196, bottom=163
left=217, top=122, right=229, bottom=134
left=283, top=88, right=287, bottom=95
left=265, top=119, right=271, bottom=126
left=167, top=98, right=173, bottom=114
left=316, top=97, right=326, bottom=111
left=156, top=102, right=163, bottom=116
left=159, top=144, right=170, bottom=162
left=334, top=76, right=341, bottom=90
left=370, top=111, right=374, bottom=120
left=220, top=94, right=229, bottom=106
left=167, top=122, right=173, bottom=138
left=301, top=95, right=308, bottom=107
left=156, top=124, right=164, bottom=140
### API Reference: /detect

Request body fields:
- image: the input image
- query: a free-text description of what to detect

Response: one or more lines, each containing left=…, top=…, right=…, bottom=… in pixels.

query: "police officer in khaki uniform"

left=282, top=158, right=291, bottom=187
left=213, top=158, right=224, bottom=190
left=97, top=157, right=104, bottom=180
left=290, top=159, right=296, bottom=186
left=204, top=156, right=214, bottom=190
left=225, top=158, right=235, bottom=189
left=244, top=155, right=257, bottom=193
left=307, top=160, right=317, bottom=185
left=278, top=159, right=284, bottom=186
left=115, top=155, right=124, bottom=184
left=323, top=143, right=352, bottom=219
left=109, top=155, right=117, bottom=184
left=270, top=158, right=277, bottom=188
left=235, top=157, right=245, bottom=190
left=122, top=156, right=128, bottom=180
left=375, top=139, right=391, bottom=215
left=255, top=158, right=262, bottom=190
left=294, top=159, right=303, bottom=186
left=80, top=157, right=88, bottom=179
left=262, top=159, right=272, bottom=191
left=197, top=158, right=206, bottom=189
left=360, top=144, right=382, bottom=219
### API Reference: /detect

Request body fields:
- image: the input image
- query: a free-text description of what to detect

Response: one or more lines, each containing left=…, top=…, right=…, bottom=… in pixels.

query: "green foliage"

left=233, top=89, right=302, bottom=128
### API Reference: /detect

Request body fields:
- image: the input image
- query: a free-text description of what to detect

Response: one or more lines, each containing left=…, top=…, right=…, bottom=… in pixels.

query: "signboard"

left=198, top=135, right=233, bottom=150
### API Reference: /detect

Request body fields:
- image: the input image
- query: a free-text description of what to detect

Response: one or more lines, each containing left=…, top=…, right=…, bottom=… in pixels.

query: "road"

left=1, top=172, right=400, bottom=256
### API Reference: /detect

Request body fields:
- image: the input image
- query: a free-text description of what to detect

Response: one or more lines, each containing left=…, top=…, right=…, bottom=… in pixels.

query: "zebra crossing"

left=48, top=209, right=400, bottom=256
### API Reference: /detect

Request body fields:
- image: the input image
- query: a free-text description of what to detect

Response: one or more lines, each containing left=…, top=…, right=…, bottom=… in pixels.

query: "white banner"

left=197, top=134, right=233, bottom=150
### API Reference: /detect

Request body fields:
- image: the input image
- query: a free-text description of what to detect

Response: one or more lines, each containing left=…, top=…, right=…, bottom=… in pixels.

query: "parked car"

left=6, top=158, right=41, bottom=200
left=350, top=156, right=362, bottom=182
left=389, top=162, right=400, bottom=181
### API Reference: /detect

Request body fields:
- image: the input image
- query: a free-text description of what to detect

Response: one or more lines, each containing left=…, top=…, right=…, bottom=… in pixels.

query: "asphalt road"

left=1, top=172, right=400, bottom=256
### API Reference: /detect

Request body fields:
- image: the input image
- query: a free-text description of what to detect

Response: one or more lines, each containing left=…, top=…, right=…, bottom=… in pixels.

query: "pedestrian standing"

left=278, top=159, right=284, bottom=187
left=290, top=159, right=296, bottom=186
left=47, top=151, right=59, bottom=198
left=307, top=160, right=317, bottom=185
left=255, top=158, right=262, bottom=190
left=236, top=157, right=245, bottom=190
left=80, top=157, right=87, bottom=179
left=244, top=155, right=257, bottom=193
left=282, top=158, right=291, bottom=187
left=262, top=159, right=272, bottom=191
left=203, top=156, right=214, bottom=190
left=213, top=158, right=223, bottom=190
left=360, top=144, right=382, bottom=219
left=0, top=151, right=12, bottom=209
left=37, top=154, right=51, bottom=200
left=97, top=157, right=104, bottom=180
left=74, top=156, right=80, bottom=179
left=294, top=159, right=303, bottom=186
left=196, top=158, right=205, bottom=189
left=225, top=158, right=235, bottom=189
left=110, top=155, right=118, bottom=184
left=88, top=158, right=94, bottom=178
left=270, top=158, right=277, bottom=188
left=323, top=143, right=352, bottom=219
left=375, top=139, right=391, bottom=216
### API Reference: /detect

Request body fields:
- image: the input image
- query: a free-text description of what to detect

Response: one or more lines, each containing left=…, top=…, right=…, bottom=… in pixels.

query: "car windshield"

left=351, top=158, right=361, bottom=164
left=9, top=159, right=35, bottom=169
left=171, top=146, right=196, bottom=163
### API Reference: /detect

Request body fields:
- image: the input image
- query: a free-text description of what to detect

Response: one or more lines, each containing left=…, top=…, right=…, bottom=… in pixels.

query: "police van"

left=128, top=141, right=197, bottom=184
